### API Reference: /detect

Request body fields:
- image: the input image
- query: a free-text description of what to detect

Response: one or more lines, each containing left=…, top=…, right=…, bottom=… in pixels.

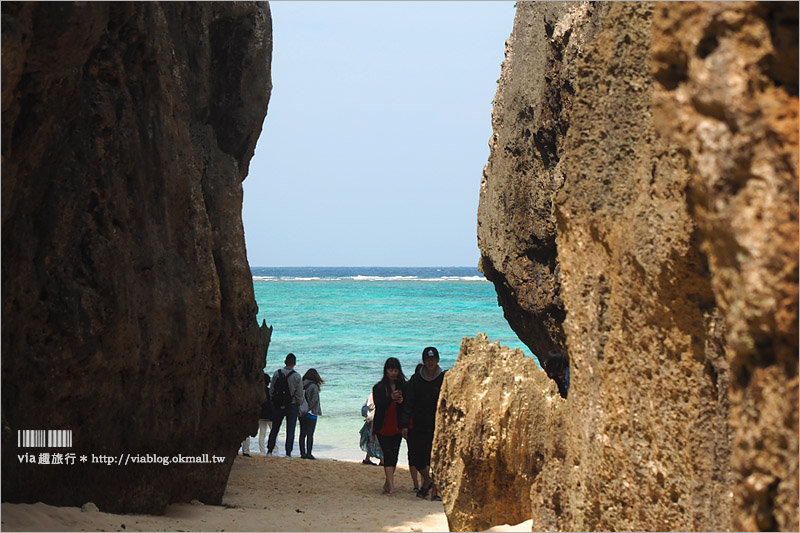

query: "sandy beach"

left=2, top=455, right=451, bottom=532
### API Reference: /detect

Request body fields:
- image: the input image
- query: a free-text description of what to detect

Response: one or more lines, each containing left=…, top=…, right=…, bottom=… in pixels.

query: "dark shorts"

left=376, top=434, right=402, bottom=467
left=407, top=428, right=434, bottom=470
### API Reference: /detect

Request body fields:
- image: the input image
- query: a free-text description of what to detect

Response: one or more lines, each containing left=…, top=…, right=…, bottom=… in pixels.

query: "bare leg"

left=417, top=465, right=434, bottom=498
left=419, top=465, right=432, bottom=489
left=428, top=468, right=440, bottom=500
left=410, top=465, right=419, bottom=490
left=383, top=466, right=396, bottom=495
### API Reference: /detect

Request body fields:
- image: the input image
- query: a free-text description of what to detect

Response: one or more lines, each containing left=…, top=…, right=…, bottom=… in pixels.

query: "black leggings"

left=299, top=415, right=317, bottom=456
left=408, top=428, right=434, bottom=470
left=376, top=434, right=402, bottom=467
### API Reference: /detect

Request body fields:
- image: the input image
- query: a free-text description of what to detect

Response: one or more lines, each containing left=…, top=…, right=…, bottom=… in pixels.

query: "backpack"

left=271, top=369, right=295, bottom=410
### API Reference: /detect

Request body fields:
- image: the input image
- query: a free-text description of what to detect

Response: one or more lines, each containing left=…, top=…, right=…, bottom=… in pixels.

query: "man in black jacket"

left=406, top=346, right=445, bottom=500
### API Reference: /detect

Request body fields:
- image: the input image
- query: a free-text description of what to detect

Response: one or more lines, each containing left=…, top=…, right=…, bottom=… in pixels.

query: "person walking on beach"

left=372, top=357, right=410, bottom=495
left=299, top=368, right=324, bottom=459
left=241, top=372, right=273, bottom=456
left=405, top=388, right=421, bottom=493
left=407, top=347, right=446, bottom=500
left=267, top=353, right=303, bottom=457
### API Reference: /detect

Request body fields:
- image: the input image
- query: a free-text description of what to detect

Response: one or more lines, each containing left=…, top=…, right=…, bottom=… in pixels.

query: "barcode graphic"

left=17, top=430, right=72, bottom=448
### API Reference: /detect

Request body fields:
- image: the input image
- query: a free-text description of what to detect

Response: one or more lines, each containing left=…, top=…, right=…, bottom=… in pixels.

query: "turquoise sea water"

left=246, top=267, right=531, bottom=463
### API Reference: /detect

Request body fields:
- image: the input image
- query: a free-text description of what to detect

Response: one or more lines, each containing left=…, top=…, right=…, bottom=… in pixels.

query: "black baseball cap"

left=422, top=346, right=439, bottom=359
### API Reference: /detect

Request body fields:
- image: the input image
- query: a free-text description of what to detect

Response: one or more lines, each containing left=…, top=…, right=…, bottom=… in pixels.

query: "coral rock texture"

left=476, top=0, right=595, bottom=360
left=1, top=2, right=273, bottom=514
left=434, top=335, right=565, bottom=532
left=458, top=1, right=797, bottom=531
left=650, top=3, right=799, bottom=530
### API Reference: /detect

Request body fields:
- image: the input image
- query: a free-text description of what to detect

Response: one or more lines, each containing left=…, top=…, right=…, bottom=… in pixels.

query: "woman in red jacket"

left=371, top=357, right=410, bottom=495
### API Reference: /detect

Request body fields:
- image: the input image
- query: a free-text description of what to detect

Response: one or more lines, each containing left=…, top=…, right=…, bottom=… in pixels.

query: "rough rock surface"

left=433, top=335, right=564, bottom=532
left=1, top=2, right=273, bottom=514
left=458, top=1, right=797, bottom=531
left=651, top=3, right=799, bottom=530
left=477, top=2, right=604, bottom=361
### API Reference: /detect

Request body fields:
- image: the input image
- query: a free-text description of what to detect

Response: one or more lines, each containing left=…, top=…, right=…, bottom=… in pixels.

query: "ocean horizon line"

left=249, top=265, right=479, bottom=268
left=250, top=266, right=488, bottom=282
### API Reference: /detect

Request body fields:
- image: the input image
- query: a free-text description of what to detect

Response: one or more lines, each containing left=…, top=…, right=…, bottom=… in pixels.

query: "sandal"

left=362, top=459, right=376, bottom=465
left=431, top=494, right=442, bottom=501
left=416, top=485, right=430, bottom=498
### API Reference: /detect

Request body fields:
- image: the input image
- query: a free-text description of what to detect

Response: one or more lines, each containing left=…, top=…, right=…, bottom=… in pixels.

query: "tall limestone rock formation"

left=442, top=1, right=797, bottom=531
left=650, top=4, right=798, bottom=529
left=434, top=335, right=567, bottom=531
left=1, top=2, right=273, bottom=514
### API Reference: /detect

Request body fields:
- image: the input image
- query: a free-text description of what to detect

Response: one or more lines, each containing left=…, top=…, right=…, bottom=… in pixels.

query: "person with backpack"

left=298, top=368, right=324, bottom=459
left=266, top=353, right=303, bottom=457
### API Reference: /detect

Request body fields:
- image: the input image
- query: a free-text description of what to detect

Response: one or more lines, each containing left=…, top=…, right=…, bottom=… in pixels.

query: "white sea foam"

left=349, top=275, right=420, bottom=281
left=428, top=276, right=486, bottom=282
left=253, top=277, right=325, bottom=281
left=371, top=276, right=487, bottom=282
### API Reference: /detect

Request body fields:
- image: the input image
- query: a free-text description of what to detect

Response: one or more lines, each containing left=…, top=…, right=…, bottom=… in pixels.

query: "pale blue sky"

left=243, top=1, right=515, bottom=267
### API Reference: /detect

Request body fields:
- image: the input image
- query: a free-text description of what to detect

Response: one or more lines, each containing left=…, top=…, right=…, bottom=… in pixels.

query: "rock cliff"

left=434, top=335, right=566, bottom=532
left=449, top=1, right=797, bottom=531
left=1, top=2, right=272, bottom=514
